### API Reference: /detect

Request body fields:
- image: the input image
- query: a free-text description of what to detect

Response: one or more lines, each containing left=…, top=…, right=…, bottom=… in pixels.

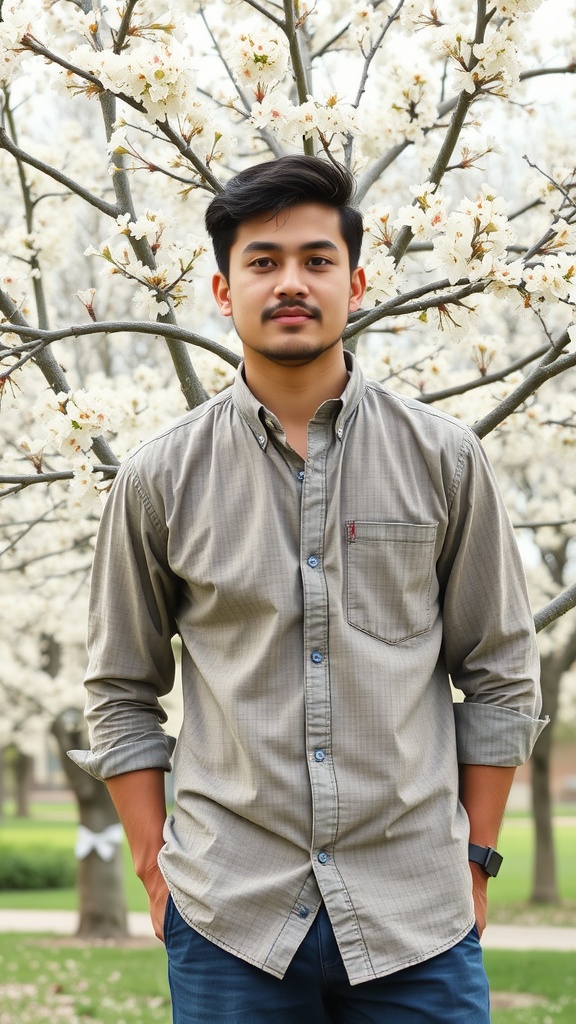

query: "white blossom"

left=523, top=254, right=576, bottom=304
left=225, top=25, right=290, bottom=97
left=395, top=182, right=450, bottom=239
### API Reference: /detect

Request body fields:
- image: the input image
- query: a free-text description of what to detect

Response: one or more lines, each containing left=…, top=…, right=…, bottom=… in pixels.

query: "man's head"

left=205, top=155, right=363, bottom=280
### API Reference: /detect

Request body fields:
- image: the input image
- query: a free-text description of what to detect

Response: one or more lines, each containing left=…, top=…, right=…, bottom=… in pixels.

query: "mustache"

left=261, top=299, right=322, bottom=323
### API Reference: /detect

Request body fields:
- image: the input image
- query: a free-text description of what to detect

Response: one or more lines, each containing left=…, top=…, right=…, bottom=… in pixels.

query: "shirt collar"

left=232, top=351, right=366, bottom=451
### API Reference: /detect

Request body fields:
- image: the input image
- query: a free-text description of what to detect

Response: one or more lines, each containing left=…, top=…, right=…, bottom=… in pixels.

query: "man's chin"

left=252, top=337, right=342, bottom=366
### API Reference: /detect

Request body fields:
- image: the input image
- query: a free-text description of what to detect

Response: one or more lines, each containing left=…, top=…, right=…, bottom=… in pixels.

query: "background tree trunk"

left=530, top=690, right=558, bottom=903
left=530, top=633, right=576, bottom=903
left=51, top=714, right=129, bottom=939
left=14, top=749, right=33, bottom=818
left=0, top=747, right=5, bottom=819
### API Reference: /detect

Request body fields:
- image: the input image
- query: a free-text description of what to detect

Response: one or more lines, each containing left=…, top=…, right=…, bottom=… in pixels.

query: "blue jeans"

left=164, top=897, right=489, bottom=1023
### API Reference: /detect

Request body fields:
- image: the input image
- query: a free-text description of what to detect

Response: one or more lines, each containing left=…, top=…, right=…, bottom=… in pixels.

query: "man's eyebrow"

left=241, top=239, right=340, bottom=255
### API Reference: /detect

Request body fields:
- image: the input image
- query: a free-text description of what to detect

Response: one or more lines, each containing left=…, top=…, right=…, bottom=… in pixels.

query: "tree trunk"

left=530, top=719, right=558, bottom=902
left=51, top=715, right=129, bottom=939
left=530, top=652, right=562, bottom=904
left=0, top=747, right=5, bottom=819
left=14, top=749, right=33, bottom=818
left=74, top=787, right=129, bottom=939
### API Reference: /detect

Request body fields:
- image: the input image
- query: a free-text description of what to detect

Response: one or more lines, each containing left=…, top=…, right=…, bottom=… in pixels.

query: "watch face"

left=484, top=848, right=503, bottom=877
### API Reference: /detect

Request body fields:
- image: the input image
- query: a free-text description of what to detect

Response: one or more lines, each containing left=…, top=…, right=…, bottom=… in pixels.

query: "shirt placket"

left=300, top=418, right=340, bottom=878
left=299, top=413, right=374, bottom=982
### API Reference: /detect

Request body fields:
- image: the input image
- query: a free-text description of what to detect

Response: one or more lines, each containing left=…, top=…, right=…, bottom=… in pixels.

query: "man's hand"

left=143, top=863, right=170, bottom=941
left=470, top=861, right=488, bottom=937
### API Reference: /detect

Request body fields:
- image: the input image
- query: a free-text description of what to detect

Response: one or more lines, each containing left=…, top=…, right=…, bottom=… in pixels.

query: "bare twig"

left=112, top=0, right=139, bottom=54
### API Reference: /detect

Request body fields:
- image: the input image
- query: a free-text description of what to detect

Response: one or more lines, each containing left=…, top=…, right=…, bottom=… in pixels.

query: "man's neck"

left=243, top=347, right=349, bottom=458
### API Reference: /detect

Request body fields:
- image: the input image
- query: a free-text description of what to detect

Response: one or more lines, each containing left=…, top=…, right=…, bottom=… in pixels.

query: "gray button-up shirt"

left=70, top=354, right=545, bottom=984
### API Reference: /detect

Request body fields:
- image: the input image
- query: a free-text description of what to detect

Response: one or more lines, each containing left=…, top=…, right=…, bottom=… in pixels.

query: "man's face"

left=212, top=202, right=365, bottom=368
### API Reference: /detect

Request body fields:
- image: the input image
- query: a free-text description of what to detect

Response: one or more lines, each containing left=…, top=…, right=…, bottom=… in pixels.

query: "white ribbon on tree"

left=75, top=823, right=124, bottom=862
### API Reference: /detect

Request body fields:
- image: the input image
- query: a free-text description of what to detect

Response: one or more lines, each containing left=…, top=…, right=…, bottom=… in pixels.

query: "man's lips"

left=272, top=311, right=312, bottom=323
left=265, top=305, right=318, bottom=323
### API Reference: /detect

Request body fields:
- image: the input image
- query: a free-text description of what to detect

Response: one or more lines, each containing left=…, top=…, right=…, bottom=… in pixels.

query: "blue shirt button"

left=297, top=469, right=305, bottom=481
left=311, top=650, right=323, bottom=664
left=298, top=906, right=310, bottom=918
left=307, top=555, right=319, bottom=568
left=317, top=851, right=329, bottom=865
left=314, top=749, right=326, bottom=762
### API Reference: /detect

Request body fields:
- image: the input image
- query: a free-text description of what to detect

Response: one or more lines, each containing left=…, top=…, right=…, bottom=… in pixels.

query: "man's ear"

left=212, top=273, right=232, bottom=317
left=349, top=267, right=366, bottom=313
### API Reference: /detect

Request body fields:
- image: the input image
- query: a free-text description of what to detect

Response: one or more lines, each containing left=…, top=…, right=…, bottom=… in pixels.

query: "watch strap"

left=468, top=843, right=503, bottom=877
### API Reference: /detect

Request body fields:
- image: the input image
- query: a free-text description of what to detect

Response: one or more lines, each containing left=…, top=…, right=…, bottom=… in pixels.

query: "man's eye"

left=250, top=257, right=275, bottom=268
left=307, top=256, right=331, bottom=266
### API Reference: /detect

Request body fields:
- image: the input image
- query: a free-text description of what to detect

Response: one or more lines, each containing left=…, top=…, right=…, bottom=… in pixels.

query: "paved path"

left=2, top=910, right=576, bottom=950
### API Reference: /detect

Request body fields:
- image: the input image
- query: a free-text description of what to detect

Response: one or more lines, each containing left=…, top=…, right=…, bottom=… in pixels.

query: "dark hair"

left=205, top=155, right=363, bottom=279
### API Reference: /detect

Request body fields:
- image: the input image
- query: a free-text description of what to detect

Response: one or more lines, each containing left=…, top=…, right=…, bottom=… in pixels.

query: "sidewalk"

left=2, top=910, right=576, bottom=950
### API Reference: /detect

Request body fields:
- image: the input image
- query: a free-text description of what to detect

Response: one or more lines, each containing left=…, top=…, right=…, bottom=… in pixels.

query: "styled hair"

left=205, top=155, right=363, bottom=279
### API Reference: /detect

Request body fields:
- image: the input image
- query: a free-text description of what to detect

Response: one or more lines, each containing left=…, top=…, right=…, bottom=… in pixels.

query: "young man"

left=70, top=156, right=546, bottom=1023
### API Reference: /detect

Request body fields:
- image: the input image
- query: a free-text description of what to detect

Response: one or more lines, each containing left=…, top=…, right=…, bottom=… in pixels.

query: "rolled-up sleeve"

left=68, top=459, right=178, bottom=781
left=438, top=432, right=548, bottom=765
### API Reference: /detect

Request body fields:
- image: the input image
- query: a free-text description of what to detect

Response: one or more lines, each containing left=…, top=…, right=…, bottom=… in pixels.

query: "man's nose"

left=274, top=263, right=309, bottom=297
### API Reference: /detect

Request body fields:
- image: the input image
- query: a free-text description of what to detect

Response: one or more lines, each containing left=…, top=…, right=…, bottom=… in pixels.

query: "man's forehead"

left=233, top=202, right=344, bottom=249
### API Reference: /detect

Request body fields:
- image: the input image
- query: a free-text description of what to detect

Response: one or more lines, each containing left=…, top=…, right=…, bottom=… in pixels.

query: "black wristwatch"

left=468, top=843, right=503, bottom=877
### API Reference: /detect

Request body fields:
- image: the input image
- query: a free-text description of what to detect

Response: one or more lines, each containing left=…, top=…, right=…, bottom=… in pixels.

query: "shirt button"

left=307, top=555, right=319, bottom=568
left=317, top=851, right=329, bottom=865
left=297, top=469, right=305, bottom=481
left=311, top=650, right=323, bottom=664
left=314, top=749, right=326, bottom=762
left=298, top=906, right=310, bottom=918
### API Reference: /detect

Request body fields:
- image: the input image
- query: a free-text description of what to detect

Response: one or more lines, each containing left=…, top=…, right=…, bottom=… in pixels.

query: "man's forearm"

left=106, top=768, right=170, bottom=940
left=459, top=763, right=515, bottom=934
left=459, top=763, right=515, bottom=846
left=106, top=768, right=168, bottom=885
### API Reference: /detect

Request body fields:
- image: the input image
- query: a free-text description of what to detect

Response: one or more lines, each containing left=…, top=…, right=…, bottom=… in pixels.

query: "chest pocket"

left=346, top=521, right=438, bottom=644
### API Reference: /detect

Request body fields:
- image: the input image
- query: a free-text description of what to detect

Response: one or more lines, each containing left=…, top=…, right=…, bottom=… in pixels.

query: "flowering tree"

left=1, top=0, right=575, bottom=929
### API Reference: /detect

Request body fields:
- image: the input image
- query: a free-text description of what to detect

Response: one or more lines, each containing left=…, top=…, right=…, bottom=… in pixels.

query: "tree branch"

left=282, top=0, right=314, bottom=156
left=520, top=64, right=576, bottom=83
left=535, top=583, right=576, bottom=634
left=473, top=348, right=576, bottom=438
left=0, top=467, right=118, bottom=492
left=343, top=278, right=486, bottom=339
left=0, top=287, right=120, bottom=468
left=241, top=0, right=284, bottom=28
left=112, top=0, right=139, bottom=54
left=99, top=91, right=209, bottom=408
left=419, top=343, right=550, bottom=404
left=352, top=2, right=404, bottom=111
left=0, top=318, right=241, bottom=368
left=0, top=126, right=119, bottom=219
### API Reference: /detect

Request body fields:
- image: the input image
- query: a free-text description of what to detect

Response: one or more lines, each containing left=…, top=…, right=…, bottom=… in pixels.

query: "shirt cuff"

left=67, top=733, right=176, bottom=781
left=454, top=702, right=548, bottom=766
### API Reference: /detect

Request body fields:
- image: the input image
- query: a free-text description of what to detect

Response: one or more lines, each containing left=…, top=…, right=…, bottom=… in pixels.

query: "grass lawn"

left=485, top=949, right=576, bottom=1024
left=0, top=932, right=169, bottom=1024
left=0, top=934, right=574, bottom=1024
